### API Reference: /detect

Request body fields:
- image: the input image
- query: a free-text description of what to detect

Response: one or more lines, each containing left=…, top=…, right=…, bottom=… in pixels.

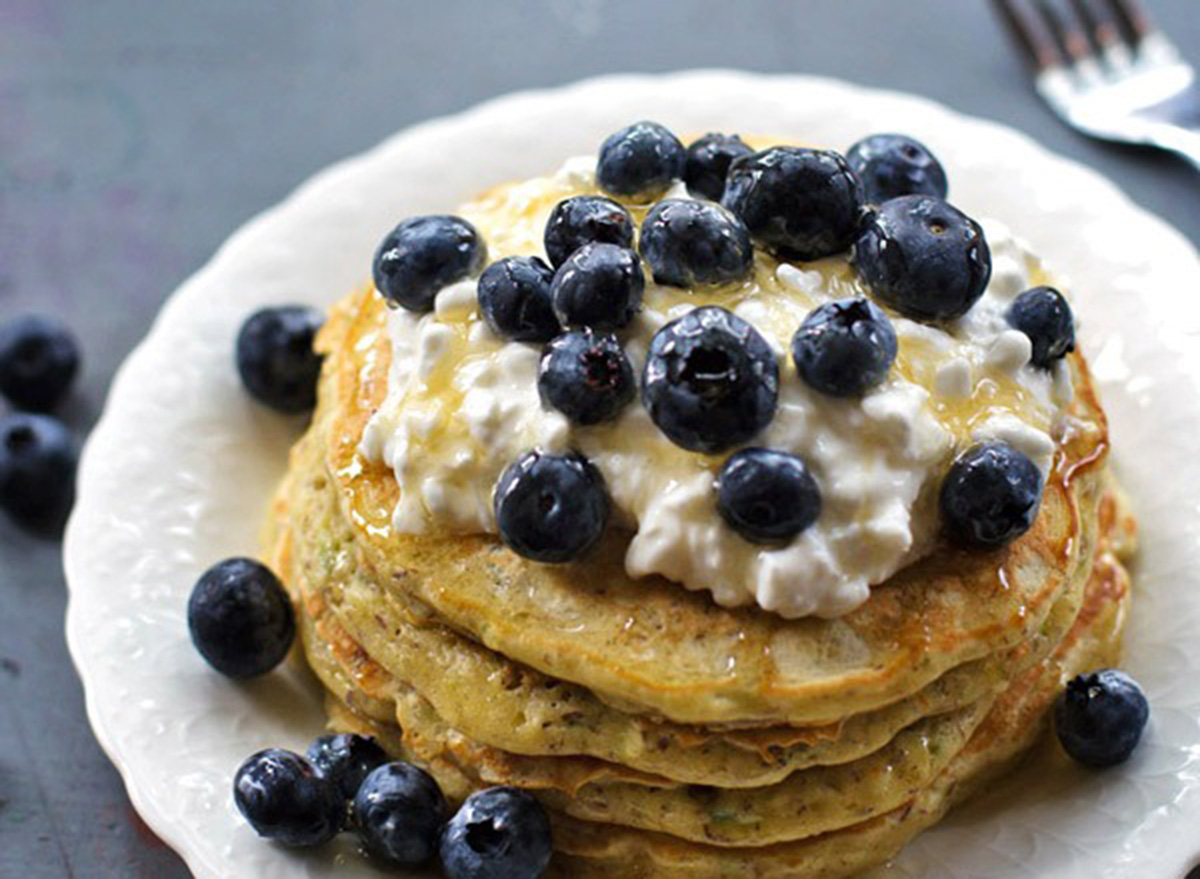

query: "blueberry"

left=596, top=121, right=686, bottom=201
left=1007, top=286, right=1076, bottom=369
left=684, top=133, right=754, bottom=202
left=641, top=306, right=779, bottom=454
left=1055, top=669, right=1150, bottom=768
left=940, top=442, right=1043, bottom=550
left=235, top=306, right=325, bottom=414
left=722, top=147, right=864, bottom=261
left=0, top=315, right=80, bottom=412
left=306, top=733, right=389, bottom=804
left=233, top=749, right=342, bottom=847
left=478, top=257, right=560, bottom=343
left=538, top=330, right=634, bottom=425
left=639, top=199, right=753, bottom=288
left=494, top=450, right=609, bottom=563
left=353, top=762, right=448, bottom=866
left=543, top=195, right=634, bottom=268
left=855, top=195, right=991, bottom=322
left=440, top=787, right=553, bottom=879
left=846, top=134, right=948, bottom=205
left=717, top=449, right=821, bottom=544
left=0, top=413, right=77, bottom=530
left=187, top=557, right=295, bottom=679
left=373, top=215, right=487, bottom=313
left=550, top=243, right=644, bottom=331
left=791, top=298, right=897, bottom=397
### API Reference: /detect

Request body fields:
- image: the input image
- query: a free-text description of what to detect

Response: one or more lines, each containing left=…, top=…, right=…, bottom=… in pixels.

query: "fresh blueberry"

left=596, top=121, right=686, bottom=201
left=353, top=762, right=448, bottom=866
left=187, top=557, right=295, bottom=679
left=440, top=787, right=553, bottom=879
left=550, top=243, right=644, bottom=331
left=0, top=315, right=80, bottom=412
left=791, top=298, right=897, bottom=397
left=940, top=442, right=1043, bottom=550
left=373, top=215, right=487, bottom=313
left=684, top=133, right=754, bottom=202
left=306, top=733, right=390, bottom=804
left=1007, top=286, right=1076, bottom=368
left=846, top=134, right=948, bottom=205
left=494, top=450, right=609, bottom=563
left=0, top=413, right=77, bottom=530
left=855, top=195, right=991, bottom=322
left=639, top=199, right=754, bottom=288
left=235, top=306, right=325, bottom=414
left=722, top=147, right=864, bottom=261
left=717, top=448, right=821, bottom=544
left=477, top=257, right=560, bottom=343
left=233, top=749, right=342, bottom=847
left=1055, top=669, right=1150, bottom=768
left=543, top=195, right=635, bottom=268
left=538, top=330, right=634, bottom=425
left=641, top=306, right=779, bottom=454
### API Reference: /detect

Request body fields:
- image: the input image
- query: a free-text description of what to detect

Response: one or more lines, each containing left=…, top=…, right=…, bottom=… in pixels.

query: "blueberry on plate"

left=233, top=748, right=342, bottom=847
left=855, top=195, right=991, bottom=322
left=1007, top=286, right=1076, bottom=368
left=722, top=146, right=864, bottom=261
left=538, top=330, right=634, bottom=425
left=1055, top=669, right=1150, bottom=768
left=0, top=315, right=80, bottom=412
left=543, top=195, right=635, bottom=268
left=717, top=448, right=821, bottom=544
left=639, top=199, right=754, bottom=288
left=306, top=733, right=389, bottom=804
left=550, top=242, right=644, bottom=331
left=353, top=762, right=448, bottom=866
left=940, top=442, right=1043, bottom=550
left=235, top=305, right=325, bottom=414
left=791, top=297, right=897, bottom=397
left=372, top=215, right=487, bottom=313
left=494, top=450, right=609, bottom=563
left=596, top=121, right=686, bottom=201
left=440, top=787, right=553, bottom=879
left=478, top=257, right=560, bottom=343
left=846, top=133, right=948, bottom=205
left=641, top=306, right=779, bottom=454
left=0, top=413, right=77, bottom=530
left=684, top=133, right=754, bottom=202
left=187, top=557, right=295, bottom=679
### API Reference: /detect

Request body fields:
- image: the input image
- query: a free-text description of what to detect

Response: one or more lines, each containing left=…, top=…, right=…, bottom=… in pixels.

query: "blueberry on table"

left=235, top=306, right=325, bottom=414
left=538, top=330, right=634, bottom=425
left=373, top=215, right=487, bottom=313
left=940, top=442, right=1043, bottom=550
left=440, top=787, right=553, bottom=879
left=543, top=195, right=634, bottom=268
left=187, top=557, right=295, bottom=679
left=1007, top=286, right=1076, bottom=368
left=478, top=257, right=560, bottom=343
left=1055, top=669, right=1150, bottom=768
left=639, top=199, right=754, bottom=288
left=0, top=315, right=80, bottom=412
left=353, top=762, right=448, bottom=866
left=791, top=298, right=897, bottom=397
left=855, top=195, right=991, bottom=322
left=306, top=733, right=389, bottom=804
left=233, top=749, right=342, bottom=847
left=684, top=133, right=754, bottom=202
left=717, top=449, right=821, bottom=544
left=596, top=121, right=686, bottom=201
left=0, top=413, right=77, bottom=530
left=846, top=133, right=949, bottom=205
left=550, top=242, right=644, bottom=331
left=494, top=450, right=609, bottom=564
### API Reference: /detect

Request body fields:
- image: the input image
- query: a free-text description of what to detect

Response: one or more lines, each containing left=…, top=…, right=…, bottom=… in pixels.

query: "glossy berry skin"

left=187, top=557, right=295, bottom=679
left=440, top=787, right=553, bottom=879
left=855, top=195, right=991, bottom=322
left=684, top=133, right=754, bottom=202
left=235, top=306, right=325, bottom=414
left=0, top=315, right=80, bottom=412
left=306, top=733, right=389, bottom=804
left=233, top=749, right=342, bottom=847
left=1007, top=286, right=1076, bottom=368
left=940, top=442, right=1043, bottom=550
left=596, top=121, right=686, bottom=201
left=1055, top=669, right=1150, bottom=768
left=641, top=306, right=779, bottom=454
left=372, top=215, right=487, bottom=313
left=791, top=298, right=897, bottom=397
left=494, top=451, right=609, bottom=563
left=722, top=147, right=864, bottom=262
left=0, top=413, right=77, bottom=529
left=543, top=195, right=634, bottom=268
left=717, top=449, right=821, bottom=544
left=353, top=762, right=448, bottom=866
left=639, top=199, right=754, bottom=288
left=846, top=134, right=949, bottom=205
left=538, top=330, right=634, bottom=425
left=477, top=257, right=560, bottom=343
left=550, top=243, right=644, bottom=331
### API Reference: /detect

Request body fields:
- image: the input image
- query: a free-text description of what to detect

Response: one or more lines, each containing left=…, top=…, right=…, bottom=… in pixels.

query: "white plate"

left=64, top=71, right=1200, bottom=879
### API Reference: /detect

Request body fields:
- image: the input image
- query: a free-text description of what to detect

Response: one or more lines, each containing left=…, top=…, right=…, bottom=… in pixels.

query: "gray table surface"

left=2, top=2, right=1198, bottom=876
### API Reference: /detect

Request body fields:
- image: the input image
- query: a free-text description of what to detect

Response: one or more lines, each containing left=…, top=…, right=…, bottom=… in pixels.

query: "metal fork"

left=992, top=0, right=1200, bottom=169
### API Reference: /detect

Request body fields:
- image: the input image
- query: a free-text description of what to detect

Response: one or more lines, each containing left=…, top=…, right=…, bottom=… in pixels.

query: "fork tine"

left=992, top=0, right=1064, bottom=70
left=1033, top=0, right=1094, bottom=64
left=1100, top=0, right=1154, bottom=46
left=1068, top=0, right=1122, bottom=54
